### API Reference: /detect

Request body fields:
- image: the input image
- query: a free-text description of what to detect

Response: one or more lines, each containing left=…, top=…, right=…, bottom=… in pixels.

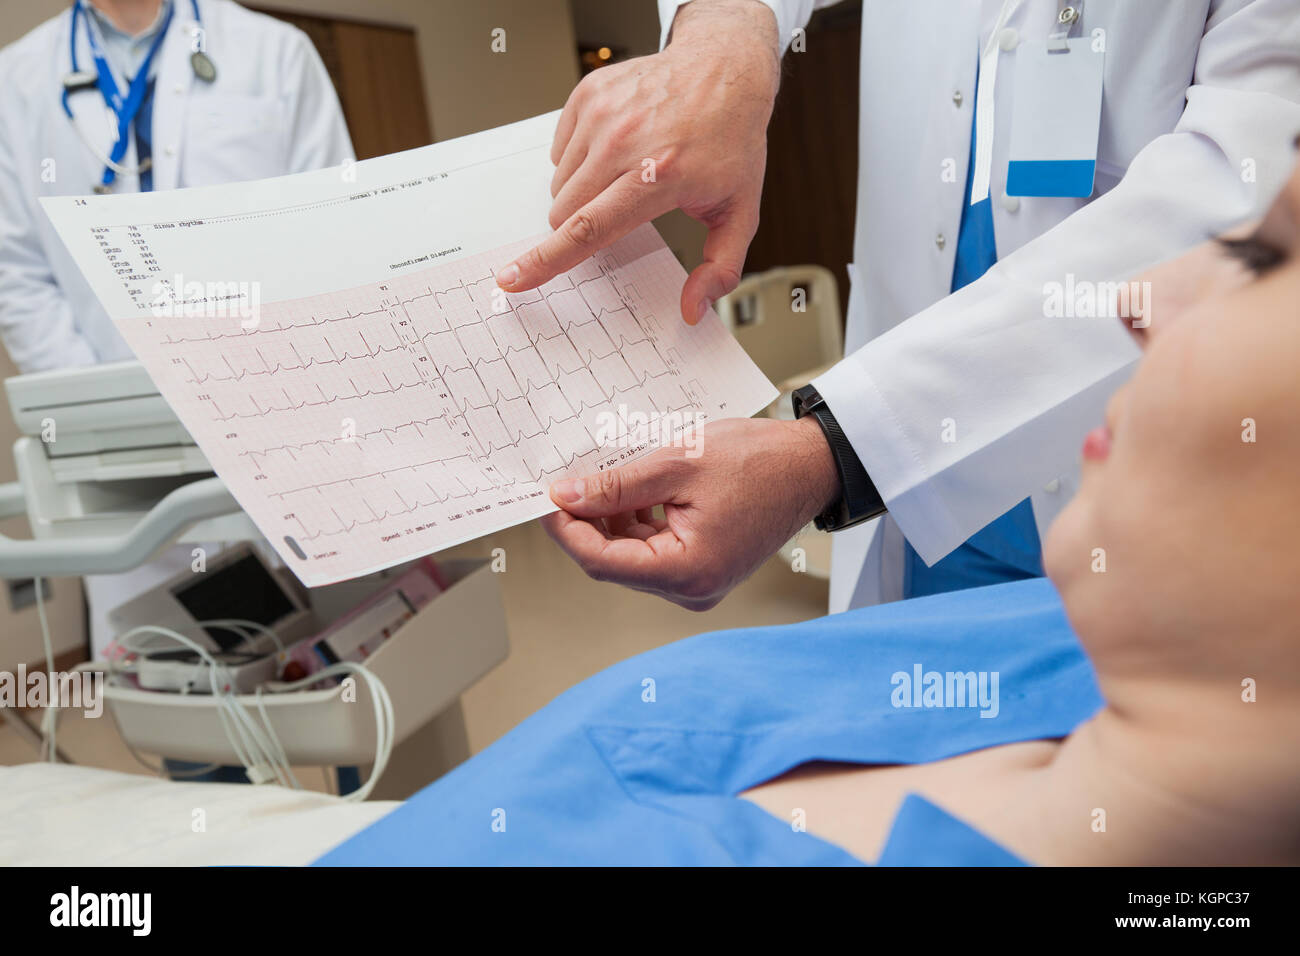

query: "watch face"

left=792, top=384, right=821, bottom=417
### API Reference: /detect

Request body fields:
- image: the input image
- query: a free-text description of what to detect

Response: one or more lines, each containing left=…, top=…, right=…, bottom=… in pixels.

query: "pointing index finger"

left=496, top=175, right=672, bottom=292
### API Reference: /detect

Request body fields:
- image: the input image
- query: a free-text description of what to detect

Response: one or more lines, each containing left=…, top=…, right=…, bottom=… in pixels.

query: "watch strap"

left=792, top=384, right=887, bottom=531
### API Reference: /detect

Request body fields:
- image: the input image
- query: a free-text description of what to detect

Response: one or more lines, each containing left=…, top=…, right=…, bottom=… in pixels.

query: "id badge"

left=1005, top=37, right=1104, bottom=198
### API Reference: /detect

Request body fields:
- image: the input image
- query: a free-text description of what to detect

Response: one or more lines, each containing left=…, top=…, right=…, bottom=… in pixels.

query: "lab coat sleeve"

left=813, top=0, right=1300, bottom=566
left=281, top=28, right=355, bottom=173
left=0, top=107, right=98, bottom=372
left=657, top=0, right=841, bottom=53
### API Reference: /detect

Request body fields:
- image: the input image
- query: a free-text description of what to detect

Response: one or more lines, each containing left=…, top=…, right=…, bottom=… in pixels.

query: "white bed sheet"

left=0, top=763, right=398, bottom=866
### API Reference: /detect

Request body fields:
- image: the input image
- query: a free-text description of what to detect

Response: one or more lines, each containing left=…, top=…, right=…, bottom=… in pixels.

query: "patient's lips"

left=1082, top=425, right=1112, bottom=462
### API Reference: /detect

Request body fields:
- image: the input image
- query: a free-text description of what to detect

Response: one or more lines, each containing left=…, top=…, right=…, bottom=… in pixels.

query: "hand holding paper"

left=42, top=112, right=775, bottom=586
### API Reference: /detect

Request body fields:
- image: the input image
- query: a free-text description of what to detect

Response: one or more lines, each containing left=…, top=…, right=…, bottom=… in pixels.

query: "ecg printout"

left=42, top=113, right=777, bottom=586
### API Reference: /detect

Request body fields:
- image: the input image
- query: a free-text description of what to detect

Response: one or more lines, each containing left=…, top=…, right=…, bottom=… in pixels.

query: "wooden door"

left=747, top=1, right=861, bottom=321
left=250, top=7, right=433, bottom=159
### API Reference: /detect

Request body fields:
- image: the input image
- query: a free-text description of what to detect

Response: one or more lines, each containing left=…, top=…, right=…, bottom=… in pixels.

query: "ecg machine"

left=0, top=361, right=509, bottom=790
left=0, top=359, right=249, bottom=578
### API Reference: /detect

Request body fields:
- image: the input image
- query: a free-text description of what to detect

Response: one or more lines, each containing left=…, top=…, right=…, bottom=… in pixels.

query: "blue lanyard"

left=64, top=0, right=198, bottom=188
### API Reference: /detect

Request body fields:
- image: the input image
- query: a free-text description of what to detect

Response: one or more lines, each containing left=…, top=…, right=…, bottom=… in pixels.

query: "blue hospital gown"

left=316, top=577, right=1103, bottom=866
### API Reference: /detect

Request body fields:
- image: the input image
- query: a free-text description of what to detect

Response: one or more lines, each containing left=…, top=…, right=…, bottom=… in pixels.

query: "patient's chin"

left=1041, top=507, right=1081, bottom=593
left=1041, top=504, right=1104, bottom=631
left=1040, top=504, right=1123, bottom=647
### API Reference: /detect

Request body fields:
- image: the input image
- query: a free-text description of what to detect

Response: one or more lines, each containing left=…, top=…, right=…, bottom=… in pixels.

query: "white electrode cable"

left=111, top=625, right=394, bottom=800
left=264, top=662, right=395, bottom=802
left=116, top=625, right=289, bottom=785
left=33, top=577, right=58, bottom=762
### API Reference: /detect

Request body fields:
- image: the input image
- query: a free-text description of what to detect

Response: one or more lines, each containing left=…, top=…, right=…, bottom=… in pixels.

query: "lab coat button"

left=165, top=145, right=177, bottom=156
left=952, top=90, right=963, bottom=107
left=1001, top=193, right=1020, bottom=212
left=999, top=27, right=1019, bottom=51
left=935, top=233, right=946, bottom=250
left=173, top=84, right=185, bottom=94
left=1044, top=478, right=1061, bottom=493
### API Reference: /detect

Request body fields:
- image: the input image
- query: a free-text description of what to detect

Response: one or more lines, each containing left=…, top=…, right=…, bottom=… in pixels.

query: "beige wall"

left=262, top=0, right=579, bottom=140
left=0, top=0, right=579, bottom=140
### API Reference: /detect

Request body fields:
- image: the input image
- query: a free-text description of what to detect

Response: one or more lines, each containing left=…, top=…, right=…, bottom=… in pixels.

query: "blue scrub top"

left=317, top=577, right=1102, bottom=866
left=902, top=56, right=1044, bottom=599
left=134, top=79, right=155, bottom=193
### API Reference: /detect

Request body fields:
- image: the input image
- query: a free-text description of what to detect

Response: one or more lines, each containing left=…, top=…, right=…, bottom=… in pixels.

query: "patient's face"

left=1045, top=158, right=1300, bottom=676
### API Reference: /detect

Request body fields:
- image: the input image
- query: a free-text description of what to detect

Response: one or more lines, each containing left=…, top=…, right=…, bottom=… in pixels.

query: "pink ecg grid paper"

left=114, top=224, right=776, bottom=585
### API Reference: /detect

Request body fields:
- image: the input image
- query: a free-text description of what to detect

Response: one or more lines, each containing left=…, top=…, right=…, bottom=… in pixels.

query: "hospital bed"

left=0, top=762, right=398, bottom=865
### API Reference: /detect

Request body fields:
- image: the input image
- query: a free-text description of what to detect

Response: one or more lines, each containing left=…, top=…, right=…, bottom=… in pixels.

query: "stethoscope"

left=60, top=0, right=217, bottom=193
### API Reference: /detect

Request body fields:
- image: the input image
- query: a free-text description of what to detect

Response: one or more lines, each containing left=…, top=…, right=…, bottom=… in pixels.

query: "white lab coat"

left=0, top=0, right=353, bottom=654
left=0, top=0, right=354, bottom=372
left=660, top=0, right=1300, bottom=611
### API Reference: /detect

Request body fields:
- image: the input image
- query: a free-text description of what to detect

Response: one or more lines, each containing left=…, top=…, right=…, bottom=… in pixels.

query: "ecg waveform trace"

left=115, top=225, right=775, bottom=585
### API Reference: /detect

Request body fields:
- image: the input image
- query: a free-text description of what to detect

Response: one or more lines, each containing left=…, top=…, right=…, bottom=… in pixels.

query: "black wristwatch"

left=791, top=384, right=887, bottom=532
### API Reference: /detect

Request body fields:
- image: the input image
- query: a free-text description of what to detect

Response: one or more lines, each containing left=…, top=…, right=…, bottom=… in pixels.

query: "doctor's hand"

left=495, top=0, right=781, bottom=326
left=541, top=417, right=839, bottom=611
